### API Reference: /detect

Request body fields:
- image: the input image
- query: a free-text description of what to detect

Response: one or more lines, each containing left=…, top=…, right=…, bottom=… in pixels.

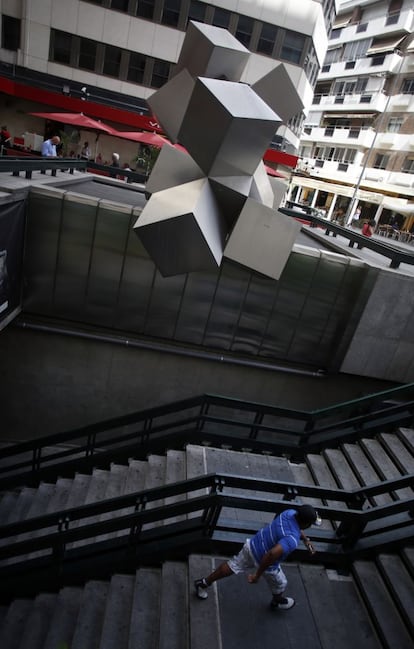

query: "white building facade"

left=290, top=0, right=414, bottom=232
left=0, top=0, right=335, bottom=165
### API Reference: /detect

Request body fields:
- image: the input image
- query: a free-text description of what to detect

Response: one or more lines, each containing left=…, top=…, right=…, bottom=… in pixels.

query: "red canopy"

left=113, top=131, right=172, bottom=147
left=29, top=112, right=117, bottom=135
left=264, top=164, right=285, bottom=178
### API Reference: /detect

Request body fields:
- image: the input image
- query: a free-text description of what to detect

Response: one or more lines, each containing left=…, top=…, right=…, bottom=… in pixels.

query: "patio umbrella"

left=29, top=112, right=118, bottom=157
left=113, top=130, right=172, bottom=148
left=29, top=112, right=117, bottom=135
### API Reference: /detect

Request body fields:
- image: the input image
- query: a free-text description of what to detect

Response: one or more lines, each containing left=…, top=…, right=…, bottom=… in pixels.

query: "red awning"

left=113, top=131, right=172, bottom=147
left=264, top=164, right=285, bottom=178
left=29, top=112, right=117, bottom=134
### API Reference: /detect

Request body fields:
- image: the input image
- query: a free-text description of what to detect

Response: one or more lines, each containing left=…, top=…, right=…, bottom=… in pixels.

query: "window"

left=235, top=15, right=254, bottom=48
left=103, top=44, right=122, bottom=77
left=373, top=153, right=390, bottom=169
left=128, top=51, right=146, bottom=83
left=387, top=117, right=403, bottom=132
left=281, top=31, right=305, bottom=65
left=110, top=0, right=129, bottom=11
left=371, top=55, right=386, bottom=66
left=188, top=1, right=206, bottom=24
left=151, top=59, right=170, bottom=88
left=161, top=0, right=180, bottom=27
left=79, top=38, right=97, bottom=71
left=324, top=47, right=342, bottom=65
left=401, top=79, right=414, bottom=94
left=51, top=30, right=73, bottom=64
left=258, top=23, right=278, bottom=56
left=136, top=0, right=155, bottom=19
left=402, top=157, right=414, bottom=174
left=343, top=38, right=370, bottom=61
left=2, top=15, right=21, bottom=51
left=212, top=8, right=230, bottom=29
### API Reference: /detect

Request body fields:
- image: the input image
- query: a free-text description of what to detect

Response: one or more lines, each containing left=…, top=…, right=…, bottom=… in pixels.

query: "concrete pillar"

left=327, top=194, right=338, bottom=221
left=373, top=204, right=383, bottom=224
left=310, top=190, right=319, bottom=208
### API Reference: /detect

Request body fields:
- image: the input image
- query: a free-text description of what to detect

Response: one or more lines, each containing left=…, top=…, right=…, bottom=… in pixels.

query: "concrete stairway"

left=0, top=430, right=413, bottom=648
left=0, top=555, right=388, bottom=649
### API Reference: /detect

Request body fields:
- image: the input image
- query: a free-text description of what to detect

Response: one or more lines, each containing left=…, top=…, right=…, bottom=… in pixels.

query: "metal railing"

left=1, top=387, right=414, bottom=489
left=0, top=156, right=87, bottom=179
left=280, top=207, right=414, bottom=269
left=0, top=471, right=412, bottom=600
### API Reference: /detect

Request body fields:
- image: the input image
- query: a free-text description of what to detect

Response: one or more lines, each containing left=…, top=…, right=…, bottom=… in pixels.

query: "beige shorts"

left=228, top=539, right=288, bottom=595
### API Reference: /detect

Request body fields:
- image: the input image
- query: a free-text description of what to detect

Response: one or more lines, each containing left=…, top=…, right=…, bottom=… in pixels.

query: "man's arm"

left=300, top=530, right=316, bottom=555
left=247, top=543, right=284, bottom=584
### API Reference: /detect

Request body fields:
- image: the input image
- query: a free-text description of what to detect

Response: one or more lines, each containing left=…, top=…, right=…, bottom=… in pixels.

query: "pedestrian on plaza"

left=194, top=504, right=322, bottom=611
left=0, top=125, right=11, bottom=152
left=80, top=141, right=91, bottom=160
left=41, top=135, right=60, bottom=157
left=362, top=219, right=375, bottom=237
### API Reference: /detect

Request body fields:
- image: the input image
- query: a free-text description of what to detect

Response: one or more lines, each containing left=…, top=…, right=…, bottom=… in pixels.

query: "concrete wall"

left=0, top=324, right=395, bottom=443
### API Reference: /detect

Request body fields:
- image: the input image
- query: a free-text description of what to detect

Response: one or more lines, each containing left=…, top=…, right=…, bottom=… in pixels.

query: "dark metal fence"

left=1, top=388, right=414, bottom=489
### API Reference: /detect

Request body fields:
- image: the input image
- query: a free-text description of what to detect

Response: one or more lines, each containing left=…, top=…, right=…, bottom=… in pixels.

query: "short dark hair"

left=296, top=504, right=318, bottom=527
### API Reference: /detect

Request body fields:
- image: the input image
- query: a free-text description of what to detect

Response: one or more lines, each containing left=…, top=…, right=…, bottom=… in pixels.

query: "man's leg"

left=194, top=540, right=253, bottom=600
left=264, top=567, right=295, bottom=610
left=194, top=561, right=234, bottom=599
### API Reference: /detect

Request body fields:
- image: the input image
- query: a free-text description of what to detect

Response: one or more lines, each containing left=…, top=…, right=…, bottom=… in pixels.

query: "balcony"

left=312, top=91, right=388, bottom=113
left=329, top=8, right=413, bottom=45
left=319, top=52, right=404, bottom=82
left=301, top=125, right=376, bottom=148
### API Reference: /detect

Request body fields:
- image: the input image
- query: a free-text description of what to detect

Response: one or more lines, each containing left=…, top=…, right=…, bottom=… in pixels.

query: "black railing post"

left=336, top=517, right=367, bottom=549
left=86, top=432, right=96, bottom=457
left=249, top=411, right=263, bottom=440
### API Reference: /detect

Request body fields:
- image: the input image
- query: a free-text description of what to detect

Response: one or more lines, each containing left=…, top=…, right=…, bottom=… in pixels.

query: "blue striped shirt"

left=250, top=509, right=300, bottom=569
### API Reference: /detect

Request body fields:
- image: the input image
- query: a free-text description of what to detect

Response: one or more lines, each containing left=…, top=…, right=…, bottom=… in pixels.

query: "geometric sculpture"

left=224, top=200, right=300, bottom=280
left=134, top=21, right=303, bottom=279
left=134, top=179, right=227, bottom=277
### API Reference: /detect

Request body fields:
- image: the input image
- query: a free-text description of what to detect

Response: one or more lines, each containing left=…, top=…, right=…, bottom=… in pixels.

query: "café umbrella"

left=29, top=112, right=117, bottom=156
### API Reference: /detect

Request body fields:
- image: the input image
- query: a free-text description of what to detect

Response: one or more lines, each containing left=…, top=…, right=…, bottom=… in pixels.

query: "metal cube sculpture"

left=135, top=20, right=304, bottom=279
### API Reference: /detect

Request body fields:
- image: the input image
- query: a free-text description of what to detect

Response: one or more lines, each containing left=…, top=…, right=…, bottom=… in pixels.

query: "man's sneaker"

left=270, top=596, right=295, bottom=610
left=194, top=578, right=209, bottom=599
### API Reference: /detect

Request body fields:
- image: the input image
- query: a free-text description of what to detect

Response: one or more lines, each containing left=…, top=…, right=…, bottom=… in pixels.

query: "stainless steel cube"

left=134, top=179, right=227, bottom=277
left=174, top=20, right=250, bottom=82
left=224, top=200, right=300, bottom=280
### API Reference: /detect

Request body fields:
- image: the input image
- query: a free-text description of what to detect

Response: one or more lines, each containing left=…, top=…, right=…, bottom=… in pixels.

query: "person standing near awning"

left=41, top=135, right=60, bottom=157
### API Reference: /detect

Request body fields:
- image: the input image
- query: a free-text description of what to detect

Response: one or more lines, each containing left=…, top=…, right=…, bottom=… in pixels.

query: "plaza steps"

left=0, top=430, right=413, bottom=648
left=0, top=555, right=401, bottom=649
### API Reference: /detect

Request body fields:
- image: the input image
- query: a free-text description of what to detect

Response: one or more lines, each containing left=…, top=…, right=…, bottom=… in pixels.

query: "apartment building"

left=289, top=0, right=414, bottom=231
left=0, top=0, right=334, bottom=166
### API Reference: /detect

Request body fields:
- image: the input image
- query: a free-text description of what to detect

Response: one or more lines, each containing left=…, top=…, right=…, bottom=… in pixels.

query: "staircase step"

left=398, top=427, right=414, bottom=454
left=0, top=490, right=19, bottom=525
left=377, top=432, right=414, bottom=474
left=188, top=555, right=221, bottom=649
left=376, top=553, right=414, bottom=638
left=288, top=460, right=333, bottom=531
left=401, top=546, right=414, bottom=579
left=164, top=449, right=187, bottom=524
left=300, top=564, right=381, bottom=649
left=71, top=580, right=109, bottom=649
left=323, top=448, right=362, bottom=491
left=115, top=459, right=148, bottom=538
left=15, top=593, right=57, bottom=649
left=341, top=443, right=392, bottom=506
left=128, top=568, right=161, bottom=649
left=359, top=439, right=412, bottom=500
left=144, top=455, right=167, bottom=527
left=352, top=560, right=413, bottom=649
left=95, top=464, right=128, bottom=542
left=159, top=561, right=189, bottom=649
left=69, top=469, right=110, bottom=548
left=25, top=483, right=56, bottom=521
left=305, top=454, right=344, bottom=529
left=0, top=599, right=33, bottom=649
left=99, top=574, right=135, bottom=649
left=186, top=445, right=208, bottom=519
left=65, top=472, right=92, bottom=509
left=42, top=587, right=83, bottom=649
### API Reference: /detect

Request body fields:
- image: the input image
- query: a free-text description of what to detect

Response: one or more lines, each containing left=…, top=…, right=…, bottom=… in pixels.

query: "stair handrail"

left=1, top=388, right=413, bottom=488
left=0, top=472, right=413, bottom=566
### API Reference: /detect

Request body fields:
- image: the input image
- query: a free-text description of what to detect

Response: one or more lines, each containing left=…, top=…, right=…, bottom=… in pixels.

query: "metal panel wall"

left=24, top=189, right=372, bottom=372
